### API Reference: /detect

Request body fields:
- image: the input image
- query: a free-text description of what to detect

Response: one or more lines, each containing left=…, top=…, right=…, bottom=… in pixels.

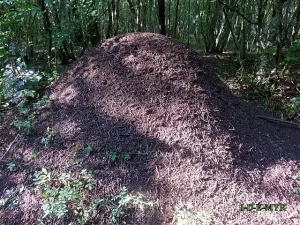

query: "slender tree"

left=158, top=0, right=166, bottom=35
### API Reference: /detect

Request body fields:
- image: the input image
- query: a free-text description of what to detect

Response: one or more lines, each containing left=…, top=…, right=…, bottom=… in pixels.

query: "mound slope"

left=8, top=33, right=300, bottom=224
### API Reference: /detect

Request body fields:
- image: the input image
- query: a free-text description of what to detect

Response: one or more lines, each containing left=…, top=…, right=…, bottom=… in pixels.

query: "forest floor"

left=201, top=52, right=300, bottom=120
left=1, top=32, right=300, bottom=225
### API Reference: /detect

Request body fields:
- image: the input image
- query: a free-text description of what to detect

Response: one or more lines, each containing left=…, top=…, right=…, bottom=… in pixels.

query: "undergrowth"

left=172, top=202, right=214, bottom=225
left=33, top=169, right=157, bottom=224
left=223, top=41, right=300, bottom=120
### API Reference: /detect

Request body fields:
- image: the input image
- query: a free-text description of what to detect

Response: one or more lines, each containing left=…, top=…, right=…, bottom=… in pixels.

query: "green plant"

left=291, top=175, right=299, bottom=194
left=7, top=161, right=17, bottom=172
left=0, top=186, right=24, bottom=209
left=0, top=58, right=43, bottom=106
left=109, top=151, right=118, bottom=162
left=123, top=152, right=131, bottom=161
left=33, top=169, right=95, bottom=223
left=84, top=145, right=93, bottom=156
left=32, top=96, right=51, bottom=111
left=10, top=118, right=32, bottom=134
left=284, top=43, right=300, bottom=64
left=33, top=169, right=156, bottom=224
left=31, top=151, right=40, bottom=159
left=9, top=96, right=51, bottom=135
left=109, top=151, right=132, bottom=162
left=284, top=95, right=300, bottom=120
left=41, top=127, right=54, bottom=148
left=0, top=198, right=8, bottom=207
left=95, top=187, right=157, bottom=224
left=67, top=146, right=78, bottom=165
left=172, top=203, right=214, bottom=225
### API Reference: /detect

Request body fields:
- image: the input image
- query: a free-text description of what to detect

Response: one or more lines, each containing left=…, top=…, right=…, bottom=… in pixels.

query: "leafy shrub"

left=9, top=96, right=51, bottom=134
left=41, top=127, right=54, bottom=148
left=0, top=58, right=43, bottom=106
left=34, top=169, right=96, bottom=223
left=284, top=42, right=300, bottom=63
left=284, top=95, right=300, bottom=120
left=33, top=169, right=156, bottom=224
left=172, top=203, right=214, bottom=225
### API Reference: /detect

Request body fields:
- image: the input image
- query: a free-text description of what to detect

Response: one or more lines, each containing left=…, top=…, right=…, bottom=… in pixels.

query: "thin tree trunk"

left=37, top=0, right=52, bottom=58
left=157, top=0, right=166, bottom=35
left=292, top=5, right=300, bottom=41
left=142, top=1, right=148, bottom=31
left=173, top=0, right=180, bottom=37
left=114, top=0, right=120, bottom=35
left=273, top=0, right=285, bottom=66
left=168, top=0, right=171, bottom=32
left=188, top=0, right=191, bottom=44
left=107, top=0, right=113, bottom=38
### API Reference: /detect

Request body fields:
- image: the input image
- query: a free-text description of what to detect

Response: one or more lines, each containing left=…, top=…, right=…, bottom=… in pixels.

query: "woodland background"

left=0, top=0, right=300, bottom=121
left=1, top=1, right=300, bottom=224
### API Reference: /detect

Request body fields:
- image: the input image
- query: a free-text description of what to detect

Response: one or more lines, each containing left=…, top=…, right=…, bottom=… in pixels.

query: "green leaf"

left=123, top=153, right=131, bottom=160
left=42, top=192, right=48, bottom=198
left=84, top=146, right=93, bottom=156
left=31, top=151, right=40, bottom=159
left=110, top=152, right=118, bottom=161
left=293, top=187, right=299, bottom=194
left=0, top=198, right=8, bottom=206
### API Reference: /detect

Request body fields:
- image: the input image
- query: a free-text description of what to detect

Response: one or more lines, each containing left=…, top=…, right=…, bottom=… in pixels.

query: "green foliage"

left=109, top=151, right=118, bottom=162
left=84, top=145, right=93, bottom=156
left=0, top=186, right=25, bottom=209
left=0, top=198, right=8, bottom=207
left=33, top=169, right=156, bottom=224
left=33, top=96, right=51, bottom=110
left=0, top=58, right=43, bottom=106
left=31, top=151, right=40, bottom=159
left=67, top=144, right=93, bottom=165
left=284, top=43, right=300, bottom=63
left=41, top=127, right=54, bottom=148
left=172, top=203, right=214, bottom=225
left=284, top=95, right=300, bottom=120
left=291, top=175, right=300, bottom=195
left=33, top=169, right=95, bottom=223
left=9, top=96, right=51, bottom=134
left=11, top=118, right=32, bottom=134
left=123, top=152, right=131, bottom=161
left=95, top=187, right=157, bottom=224
left=0, top=58, right=52, bottom=135
left=109, top=151, right=132, bottom=162
left=6, top=161, right=17, bottom=172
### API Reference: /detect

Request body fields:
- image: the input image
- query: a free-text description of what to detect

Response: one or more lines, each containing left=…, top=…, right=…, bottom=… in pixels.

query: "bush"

left=0, top=58, right=43, bottom=106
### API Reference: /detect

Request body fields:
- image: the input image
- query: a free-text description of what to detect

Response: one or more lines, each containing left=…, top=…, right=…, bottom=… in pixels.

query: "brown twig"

left=257, top=115, right=300, bottom=128
left=0, top=134, right=21, bottom=161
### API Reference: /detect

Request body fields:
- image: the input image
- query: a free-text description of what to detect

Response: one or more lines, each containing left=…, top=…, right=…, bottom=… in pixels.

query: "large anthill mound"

left=2, top=33, right=300, bottom=224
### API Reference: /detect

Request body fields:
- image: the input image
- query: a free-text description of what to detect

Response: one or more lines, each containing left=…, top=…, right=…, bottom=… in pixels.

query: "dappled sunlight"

left=50, top=83, right=79, bottom=105
left=53, top=119, right=81, bottom=140
left=1, top=33, right=300, bottom=224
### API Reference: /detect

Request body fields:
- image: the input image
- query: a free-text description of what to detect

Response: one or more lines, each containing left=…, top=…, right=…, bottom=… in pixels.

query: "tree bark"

left=173, top=0, right=180, bottom=37
left=37, top=0, right=52, bottom=58
left=157, top=0, right=166, bottom=35
left=106, top=0, right=113, bottom=38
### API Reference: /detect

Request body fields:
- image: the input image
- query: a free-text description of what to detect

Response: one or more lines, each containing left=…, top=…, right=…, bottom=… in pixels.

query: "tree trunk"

left=292, top=6, right=300, bottom=41
left=37, top=0, right=52, bottom=58
left=106, top=0, right=113, bottom=38
left=273, top=0, right=285, bottom=65
left=173, top=0, right=180, bottom=37
left=157, top=0, right=166, bottom=35
left=239, top=20, right=246, bottom=60
left=114, top=0, right=120, bottom=35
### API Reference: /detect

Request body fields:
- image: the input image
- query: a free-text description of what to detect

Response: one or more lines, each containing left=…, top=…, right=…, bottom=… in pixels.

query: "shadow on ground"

left=1, top=32, right=300, bottom=224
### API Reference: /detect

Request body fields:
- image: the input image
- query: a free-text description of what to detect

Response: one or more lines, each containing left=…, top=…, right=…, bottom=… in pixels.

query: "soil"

left=1, top=32, right=300, bottom=224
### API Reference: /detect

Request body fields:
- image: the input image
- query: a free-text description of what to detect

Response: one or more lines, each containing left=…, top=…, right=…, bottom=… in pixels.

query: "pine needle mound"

left=37, top=33, right=300, bottom=223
